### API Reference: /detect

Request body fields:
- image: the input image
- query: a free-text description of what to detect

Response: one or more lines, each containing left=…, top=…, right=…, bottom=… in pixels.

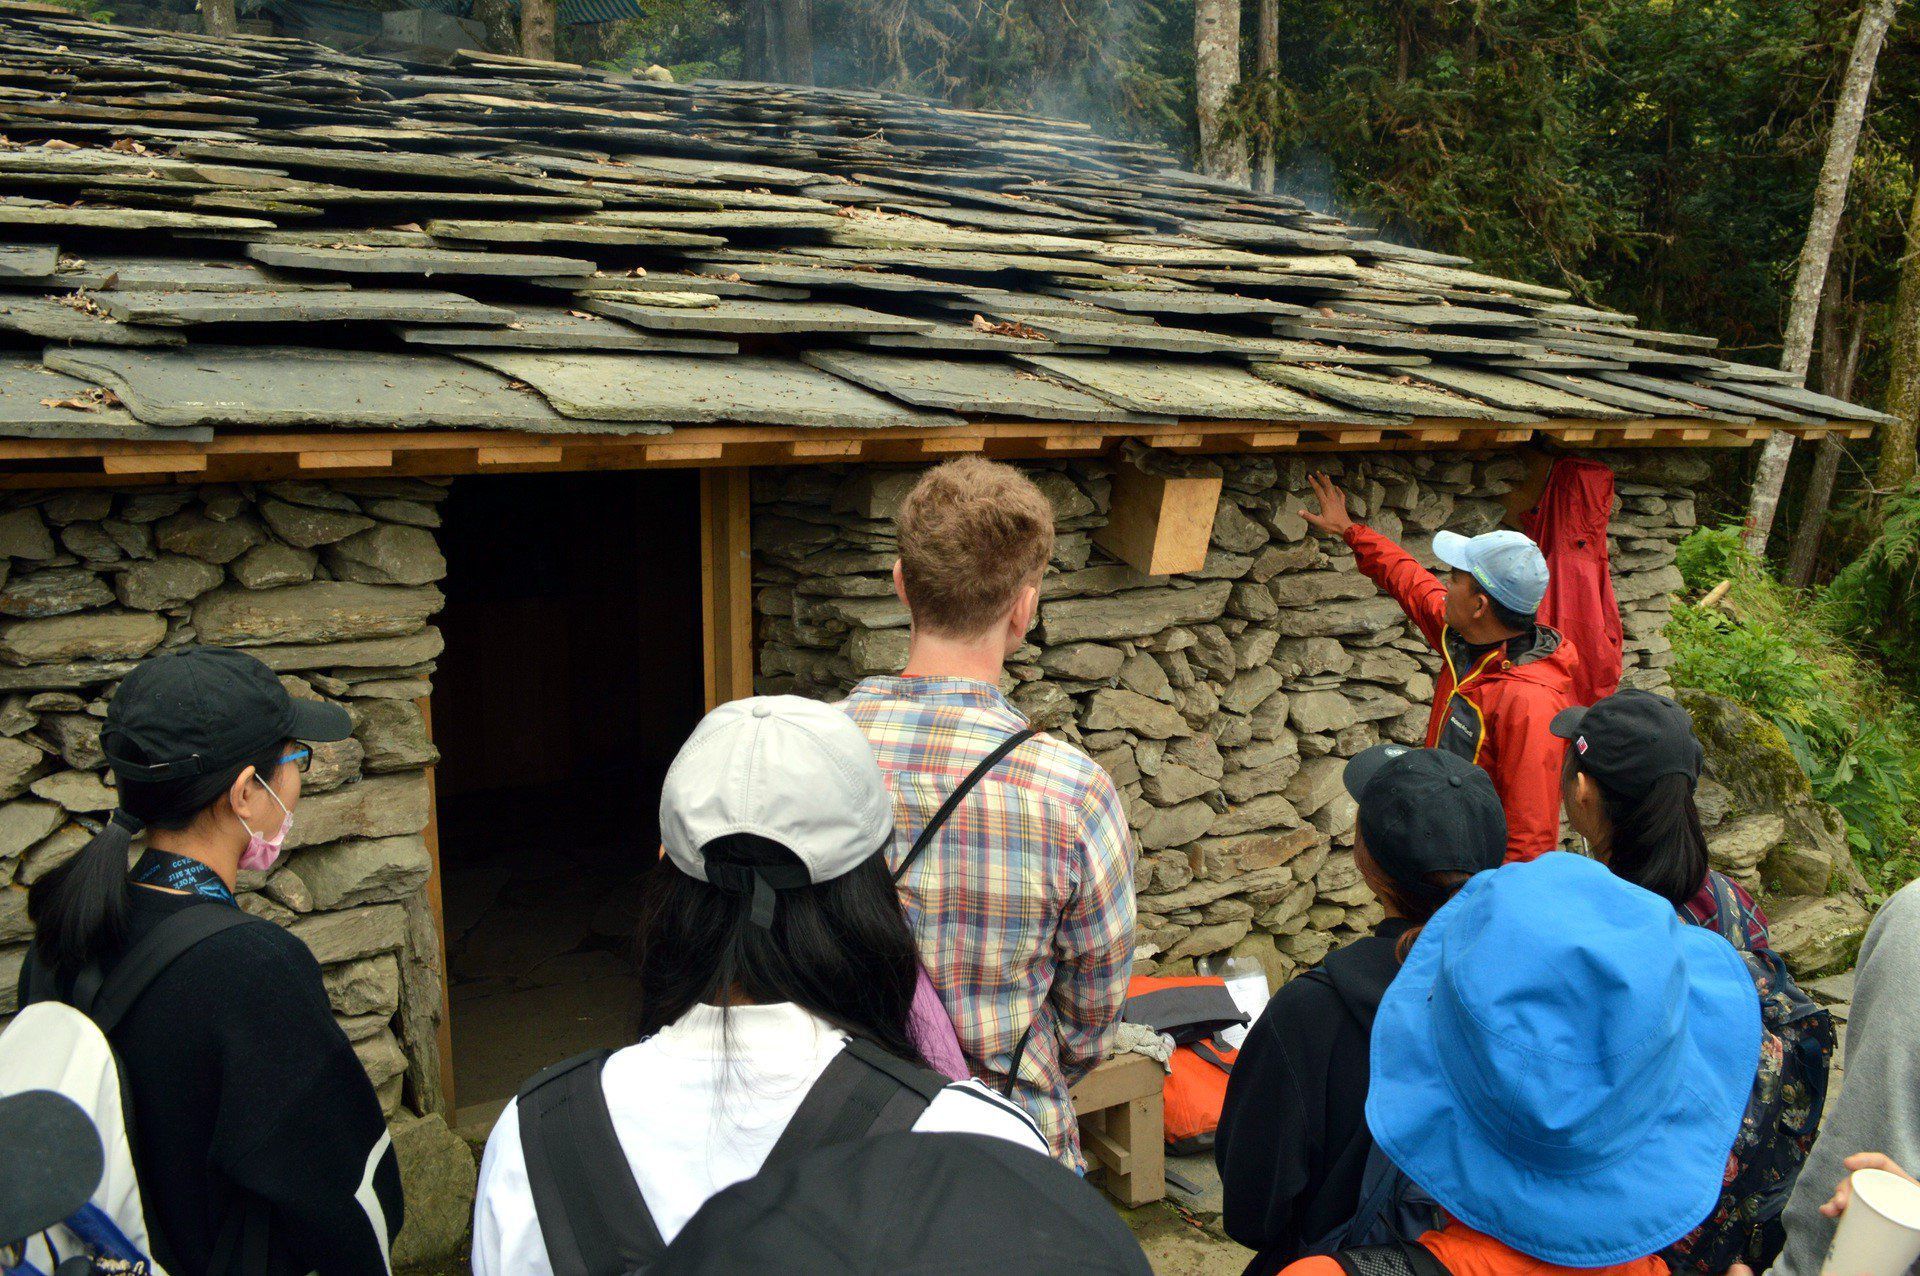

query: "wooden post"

left=700, top=468, right=754, bottom=709
left=1092, top=462, right=1224, bottom=576
left=412, top=696, right=456, bottom=1117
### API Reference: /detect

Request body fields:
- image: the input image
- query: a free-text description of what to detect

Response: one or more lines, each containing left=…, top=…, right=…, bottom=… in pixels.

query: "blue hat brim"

left=1365, top=871, right=1762, bottom=1267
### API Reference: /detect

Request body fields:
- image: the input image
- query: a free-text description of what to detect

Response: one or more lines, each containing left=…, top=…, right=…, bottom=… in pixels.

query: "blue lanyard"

left=128, top=849, right=236, bottom=907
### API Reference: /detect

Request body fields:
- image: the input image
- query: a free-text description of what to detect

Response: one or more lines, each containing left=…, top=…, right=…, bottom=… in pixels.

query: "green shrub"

left=1669, top=528, right=1920, bottom=898
left=1826, top=486, right=1920, bottom=672
left=1675, top=523, right=1751, bottom=592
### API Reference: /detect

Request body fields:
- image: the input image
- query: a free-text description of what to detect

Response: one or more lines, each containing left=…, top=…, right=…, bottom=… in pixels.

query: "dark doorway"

left=432, top=470, right=705, bottom=1123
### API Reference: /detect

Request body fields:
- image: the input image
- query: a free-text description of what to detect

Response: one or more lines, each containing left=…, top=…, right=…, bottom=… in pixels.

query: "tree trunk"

left=1880, top=172, right=1920, bottom=495
left=199, top=0, right=236, bottom=36
left=519, top=0, right=557, bottom=60
left=776, top=0, right=815, bottom=84
left=1742, top=0, right=1901, bottom=556
left=1786, top=305, right=1867, bottom=588
left=1254, top=0, right=1279, bottom=193
left=1195, top=0, right=1249, bottom=185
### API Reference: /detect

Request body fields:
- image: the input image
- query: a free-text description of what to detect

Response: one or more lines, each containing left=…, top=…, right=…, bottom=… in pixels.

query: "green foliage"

left=1826, top=485, right=1920, bottom=670
left=1669, top=529, right=1920, bottom=895
left=1676, top=524, right=1753, bottom=592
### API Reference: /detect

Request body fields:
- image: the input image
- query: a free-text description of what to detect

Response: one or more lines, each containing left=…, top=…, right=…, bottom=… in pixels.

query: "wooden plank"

left=101, top=453, right=209, bottom=474
left=1092, top=463, right=1222, bottom=575
left=782, top=440, right=865, bottom=458
left=699, top=469, right=754, bottom=710
left=1069, top=1052, right=1165, bottom=1113
left=300, top=449, right=393, bottom=470
left=911, top=435, right=989, bottom=455
left=649, top=441, right=724, bottom=463
left=477, top=444, right=565, bottom=466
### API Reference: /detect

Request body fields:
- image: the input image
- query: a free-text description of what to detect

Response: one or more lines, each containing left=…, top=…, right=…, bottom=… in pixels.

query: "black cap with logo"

left=102, top=646, right=353, bottom=783
left=1342, top=744, right=1508, bottom=887
left=1550, top=689, right=1704, bottom=799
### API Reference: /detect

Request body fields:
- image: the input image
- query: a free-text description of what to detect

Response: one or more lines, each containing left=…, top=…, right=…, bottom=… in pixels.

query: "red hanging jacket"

left=1523, top=458, right=1623, bottom=706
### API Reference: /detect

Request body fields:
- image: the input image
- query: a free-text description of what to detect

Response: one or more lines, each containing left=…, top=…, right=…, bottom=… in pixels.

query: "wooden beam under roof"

left=0, top=415, right=1869, bottom=489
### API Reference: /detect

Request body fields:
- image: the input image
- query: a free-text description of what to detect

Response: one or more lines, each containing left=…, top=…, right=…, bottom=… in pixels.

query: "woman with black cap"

left=19, top=645, right=403, bottom=1276
left=1552, top=689, right=1771, bottom=947
left=472, top=696, right=1046, bottom=1276
left=1215, top=744, right=1509, bottom=1274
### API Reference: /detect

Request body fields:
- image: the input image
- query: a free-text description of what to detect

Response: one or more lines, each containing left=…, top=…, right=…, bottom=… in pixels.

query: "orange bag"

left=1124, top=974, right=1246, bottom=1154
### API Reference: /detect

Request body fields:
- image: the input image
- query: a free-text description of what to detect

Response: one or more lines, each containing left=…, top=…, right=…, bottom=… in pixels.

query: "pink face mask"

left=239, top=780, right=293, bottom=873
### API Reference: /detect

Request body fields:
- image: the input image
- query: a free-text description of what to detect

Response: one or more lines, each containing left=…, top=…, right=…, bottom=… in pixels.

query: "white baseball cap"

left=659, top=696, right=896, bottom=926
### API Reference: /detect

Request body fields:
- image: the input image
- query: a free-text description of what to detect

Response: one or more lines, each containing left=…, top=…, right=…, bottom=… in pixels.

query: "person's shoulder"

left=1276, top=1257, right=1346, bottom=1276
left=159, top=904, right=318, bottom=983
left=918, top=1079, right=1049, bottom=1154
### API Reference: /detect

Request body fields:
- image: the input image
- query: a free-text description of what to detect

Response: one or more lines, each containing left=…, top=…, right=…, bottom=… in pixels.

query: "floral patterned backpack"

left=1660, top=872, right=1836, bottom=1272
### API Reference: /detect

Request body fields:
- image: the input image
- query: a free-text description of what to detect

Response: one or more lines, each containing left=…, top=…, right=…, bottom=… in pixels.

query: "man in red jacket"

left=1302, top=472, right=1579, bottom=861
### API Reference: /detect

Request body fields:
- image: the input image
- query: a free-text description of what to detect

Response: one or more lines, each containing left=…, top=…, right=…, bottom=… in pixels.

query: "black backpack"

left=515, top=1036, right=950, bottom=1276
left=1294, top=963, right=1444, bottom=1254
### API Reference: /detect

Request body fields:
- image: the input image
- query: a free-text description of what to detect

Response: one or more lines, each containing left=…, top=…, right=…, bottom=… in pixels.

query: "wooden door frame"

left=415, top=466, right=753, bottom=1120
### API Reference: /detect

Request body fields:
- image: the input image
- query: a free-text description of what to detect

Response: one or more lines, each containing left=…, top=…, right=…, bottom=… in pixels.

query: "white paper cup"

left=1822, top=1169, right=1920, bottom=1276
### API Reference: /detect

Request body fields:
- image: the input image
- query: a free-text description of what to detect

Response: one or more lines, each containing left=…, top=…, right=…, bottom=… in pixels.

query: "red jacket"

left=1345, top=525, right=1580, bottom=862
left=1523, top=457, right=1623, bottom=706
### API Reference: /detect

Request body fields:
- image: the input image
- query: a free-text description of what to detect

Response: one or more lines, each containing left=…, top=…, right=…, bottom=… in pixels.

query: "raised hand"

left=1301, top=471, right=1355, bottom=537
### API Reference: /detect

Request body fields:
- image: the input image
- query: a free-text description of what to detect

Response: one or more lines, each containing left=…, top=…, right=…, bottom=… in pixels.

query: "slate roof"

left=0, top=4, right=1888, bottom=452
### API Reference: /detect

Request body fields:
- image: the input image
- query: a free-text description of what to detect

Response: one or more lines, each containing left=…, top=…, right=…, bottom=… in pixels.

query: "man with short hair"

left=841, top=457, right=1136, bottom=1172
left=1302, top=471, right=1577, bottom=861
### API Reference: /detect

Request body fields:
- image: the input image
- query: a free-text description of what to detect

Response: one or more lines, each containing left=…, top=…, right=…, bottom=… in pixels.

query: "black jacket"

left=1214, top=918, right=1412, bottom=1276
left=23, top=886, right=404, bottom=1276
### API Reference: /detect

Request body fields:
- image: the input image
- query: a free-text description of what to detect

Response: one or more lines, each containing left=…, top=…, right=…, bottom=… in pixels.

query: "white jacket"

left=472, top=1001, right=1049, bottom=1276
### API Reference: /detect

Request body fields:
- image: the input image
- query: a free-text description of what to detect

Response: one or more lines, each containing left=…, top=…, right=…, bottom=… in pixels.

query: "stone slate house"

left=0, top=6, right=1883, bottom=1252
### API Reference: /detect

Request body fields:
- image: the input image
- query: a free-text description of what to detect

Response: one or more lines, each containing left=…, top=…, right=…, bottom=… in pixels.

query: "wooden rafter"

left=0, top=416, right=1860, bottom=490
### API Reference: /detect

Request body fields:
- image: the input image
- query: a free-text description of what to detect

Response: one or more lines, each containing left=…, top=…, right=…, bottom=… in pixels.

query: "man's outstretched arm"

left=1302, top=472, right=1448, bottom=648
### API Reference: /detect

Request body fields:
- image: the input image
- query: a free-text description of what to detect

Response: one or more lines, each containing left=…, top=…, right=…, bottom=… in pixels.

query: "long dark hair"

left=1564, top=750, right=1709, bottom=907
left=27, top=741, right=286, bottom=979
left=632, top=841, right=928, bottom=1067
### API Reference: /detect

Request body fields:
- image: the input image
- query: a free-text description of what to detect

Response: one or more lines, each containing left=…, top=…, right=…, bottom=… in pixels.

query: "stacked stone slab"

left=0, top=480, right=450, bottom=1121
left=753, top=450, right=1709, bottom=986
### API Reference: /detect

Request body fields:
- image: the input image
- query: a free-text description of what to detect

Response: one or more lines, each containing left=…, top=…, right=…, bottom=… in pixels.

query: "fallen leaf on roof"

left=41, top=387, right=117, bottom=413
left=971, top=313, right=1046, bottom=340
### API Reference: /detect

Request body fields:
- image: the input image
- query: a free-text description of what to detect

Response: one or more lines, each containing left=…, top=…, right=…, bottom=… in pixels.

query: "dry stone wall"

left=0, top=479, right=450, bottom=1120
left=753, top=449, right=1708, bottom=985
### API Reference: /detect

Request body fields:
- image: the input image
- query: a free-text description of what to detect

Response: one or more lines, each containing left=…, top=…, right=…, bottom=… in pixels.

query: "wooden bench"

left=1070, top=1052, right=1166, bottom=1207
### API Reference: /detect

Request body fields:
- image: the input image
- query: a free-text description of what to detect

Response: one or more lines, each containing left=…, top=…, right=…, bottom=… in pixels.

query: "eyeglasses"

left=279, top=744, right=314, bottom=773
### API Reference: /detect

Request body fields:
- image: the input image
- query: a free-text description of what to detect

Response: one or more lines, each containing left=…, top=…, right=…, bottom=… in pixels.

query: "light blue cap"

left=1431, top=528, right=1549, bottom=615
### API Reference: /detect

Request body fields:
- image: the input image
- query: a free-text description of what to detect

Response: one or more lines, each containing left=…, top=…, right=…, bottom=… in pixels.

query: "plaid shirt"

left=841, top=676, right=1137, bottom=1170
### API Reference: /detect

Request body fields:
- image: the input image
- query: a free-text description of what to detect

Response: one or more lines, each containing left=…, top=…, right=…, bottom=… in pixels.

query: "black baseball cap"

left=1342, top=744, right=1508, bottom=885
left=101, top=646, right=352, bottom=783
left=1551, top=690, right=1703, bottom=798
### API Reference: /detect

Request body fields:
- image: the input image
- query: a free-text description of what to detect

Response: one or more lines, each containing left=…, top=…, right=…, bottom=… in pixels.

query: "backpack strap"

left=1188, top=1039, right=1235, bottom=1075
left=517, top=1050, right=663, bottom=1276
left=1333, top=1242, right=1450, bottom=1276
left=1703, top=871, right=1751, bottom=948
left=891, top=729, right=1039, bottom=884
left=75, top=904, right=254, bottom=1035
left=762, top=1037, right=945, bottom=1173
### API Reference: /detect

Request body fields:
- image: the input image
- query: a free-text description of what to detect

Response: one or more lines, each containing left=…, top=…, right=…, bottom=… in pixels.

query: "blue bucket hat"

left=1432, top=528, right=1549, bottom=615
left=1366, top=853, right=1760, bottom=1267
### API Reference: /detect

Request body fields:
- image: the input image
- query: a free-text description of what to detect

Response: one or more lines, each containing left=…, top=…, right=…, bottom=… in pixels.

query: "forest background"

left=64, top=0, right=1920, bottom=892
left=556, top=0, right=1920, bottom=894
